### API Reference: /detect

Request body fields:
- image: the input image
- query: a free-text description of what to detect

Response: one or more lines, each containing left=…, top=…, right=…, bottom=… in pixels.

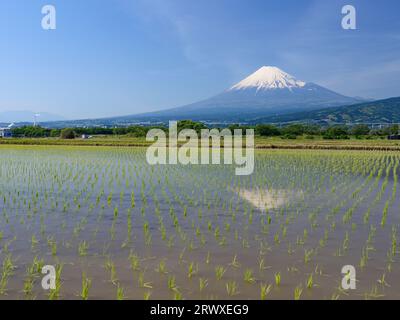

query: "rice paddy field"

left=0, top=145, right=399, bottom=300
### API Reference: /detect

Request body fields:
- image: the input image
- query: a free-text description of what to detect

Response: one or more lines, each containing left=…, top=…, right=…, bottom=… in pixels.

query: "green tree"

left=60, top=128, right=76, bottom=139
left=387, top=124, right=399, bottom=135
left=255, top=124, right=281, bottom=136
left=50, top=129, right=60, bottom=137
left=282, top=124, right=306, bottom=136
left=351, top=124, right=370, bottom=136
left=323, top=126, right=349, bottom=139
left=11, top=126, right=50, bottom=138
left=177, top=120, right=207, bottom=133
left=127, top=126, right=147, bottom=137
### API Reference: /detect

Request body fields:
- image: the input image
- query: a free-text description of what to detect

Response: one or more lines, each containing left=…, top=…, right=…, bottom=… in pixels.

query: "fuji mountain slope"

left=128, top=66, right=364, bottom=122
left=256, top=97, right=400, bottom=124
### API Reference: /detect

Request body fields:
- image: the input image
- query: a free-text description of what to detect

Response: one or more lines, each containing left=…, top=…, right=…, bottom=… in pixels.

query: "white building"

left=0, top=127, right=12, bottom=138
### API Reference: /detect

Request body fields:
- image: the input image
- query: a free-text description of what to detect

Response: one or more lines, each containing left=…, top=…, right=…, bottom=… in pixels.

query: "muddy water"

left=0, top=146, right=399, bottom=300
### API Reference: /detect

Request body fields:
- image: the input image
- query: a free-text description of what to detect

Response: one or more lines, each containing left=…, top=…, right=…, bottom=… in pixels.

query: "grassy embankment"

left=1, top=136, right=400, bottom=150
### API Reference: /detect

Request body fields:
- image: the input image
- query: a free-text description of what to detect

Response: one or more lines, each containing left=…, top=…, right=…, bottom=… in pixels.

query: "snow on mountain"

left=230, top=66, right=306, bottom=91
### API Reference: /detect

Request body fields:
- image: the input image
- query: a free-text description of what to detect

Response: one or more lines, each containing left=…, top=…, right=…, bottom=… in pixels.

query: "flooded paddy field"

left=0, top=145, right=399, bottom=300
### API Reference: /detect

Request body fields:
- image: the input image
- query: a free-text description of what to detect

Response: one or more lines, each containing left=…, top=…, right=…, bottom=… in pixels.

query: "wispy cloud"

left=120, top=0, right=209, bottom=66
left=319, top=59, right=400, bottom=98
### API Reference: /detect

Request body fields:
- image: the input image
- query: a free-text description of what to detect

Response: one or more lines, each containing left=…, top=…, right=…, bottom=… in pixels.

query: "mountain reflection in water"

left=236, top=188, right=303, bottom=211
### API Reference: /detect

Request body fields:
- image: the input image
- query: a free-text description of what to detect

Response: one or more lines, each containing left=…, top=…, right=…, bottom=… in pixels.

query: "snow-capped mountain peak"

left=128, top=65, right=363, bottom=122
left=229, top=66, right=306, bottom=91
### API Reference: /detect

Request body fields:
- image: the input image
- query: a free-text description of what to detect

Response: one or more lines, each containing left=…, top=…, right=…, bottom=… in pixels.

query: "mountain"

left=0, top=111, right=66, bottom=123
left=256, top=97, right=400, bottom=124
left=127, top=66, right=363, bottom=122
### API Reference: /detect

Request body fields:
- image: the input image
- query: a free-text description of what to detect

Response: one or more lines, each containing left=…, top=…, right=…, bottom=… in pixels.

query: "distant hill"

left=256, top=97, right=400, bottom=124
left=0, top=111, right=65, bottom=123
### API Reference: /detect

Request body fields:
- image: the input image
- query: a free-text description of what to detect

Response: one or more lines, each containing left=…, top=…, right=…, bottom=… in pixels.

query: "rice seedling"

left=31, top=256, right=44, bottom=275
left=226, top=281, right=239, bottom=296
left=260, top=283, right=273, bottom=300
left=243, top=269, right=256, bottom=284
left=377, top=274, right=390, bottom=287
left=155, top=259, right=168, bottom=274
left=215, top=266, right=226, bottom=281
left=306, top=274, right=314, bottom=289
left=304, top=249, right=313, bottom=264
left=116, top=284, right=126, bottom=300
left=294, top=285, right=303, bottom=300
left=22, top=275, right=35, bottom=299
left=199, top=278, right=208, bottom=292
left=364, top=285, right=385, bottom=300
left=143, top=291, right=151, bottom=300
left=48, top=264, right=63, bottom=300
left=168, top=276, right=177, bottom=290
left=80, top=272, right=92, bottom=300
left=173, top=289, right=183, bottom=300
left=0, top=254, right=16, bottom=295
left=229, top=254, right=240, bottom=268
left=205, top=251, right=211, bottom=264
left=128, top=251, right=141, bottom=271
left=105, top=257, right=118, bottom=285
left=187, top=262, right=197, bottom=279
left=31, top=234, right=39, bottom=251
left=274, top=272, right=281, bottom=286
left=360, top=248, right=369, bottom=269
left=258, top=257, right=269, bottom=271
left=138, top=271, right=153, bottom=289
left=78, top=241, right=89, bottom=256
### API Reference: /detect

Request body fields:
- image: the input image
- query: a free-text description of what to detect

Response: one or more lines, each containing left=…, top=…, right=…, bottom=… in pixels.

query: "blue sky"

left=0, top=0, right=399, bottom=119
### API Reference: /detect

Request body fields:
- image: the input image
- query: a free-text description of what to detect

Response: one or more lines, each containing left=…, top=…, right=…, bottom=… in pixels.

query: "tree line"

left=10, top=121, right=399, bottom=139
